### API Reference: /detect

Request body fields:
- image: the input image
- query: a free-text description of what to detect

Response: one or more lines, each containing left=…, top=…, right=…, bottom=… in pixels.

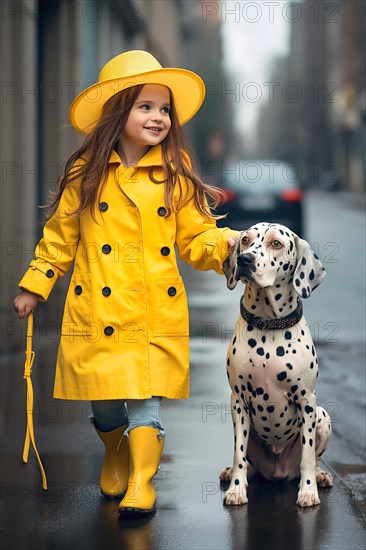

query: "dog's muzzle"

left=236, top=253, right=256, bottom=281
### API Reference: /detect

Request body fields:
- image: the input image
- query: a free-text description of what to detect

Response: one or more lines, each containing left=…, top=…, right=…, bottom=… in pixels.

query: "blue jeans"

left=90, top=396, right=165, bottom=437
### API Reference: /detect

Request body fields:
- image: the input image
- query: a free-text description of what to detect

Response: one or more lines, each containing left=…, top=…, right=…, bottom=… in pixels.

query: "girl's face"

left=123, top=84, right=171, bottom=149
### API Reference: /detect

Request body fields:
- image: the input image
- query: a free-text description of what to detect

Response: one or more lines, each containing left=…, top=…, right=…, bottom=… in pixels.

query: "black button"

left=102, top=244, right=111, bottom=254
left=99, top=202, right=109, bottom=212
left=102, top=286, right=111, bottom=297
left=104, top=326, right=114, bottom=336
left=167, top=286, right=176, bottom=297
left=46, top=269, right=54, bottom=278
left=75, top=285, right=82, bottom=295
left=160, top=246, right=170, bottom=256
left=157, top=206, right=167, bottom=217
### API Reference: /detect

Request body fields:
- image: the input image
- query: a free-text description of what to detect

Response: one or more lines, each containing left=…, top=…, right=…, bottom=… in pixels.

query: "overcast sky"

left=220, top=1, right=290, bottom=150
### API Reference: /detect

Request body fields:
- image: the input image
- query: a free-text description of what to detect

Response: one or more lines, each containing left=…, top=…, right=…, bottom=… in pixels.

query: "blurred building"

left=257, top=0, right=365, bottom=192
left=1, top=0, right=232, bottom=349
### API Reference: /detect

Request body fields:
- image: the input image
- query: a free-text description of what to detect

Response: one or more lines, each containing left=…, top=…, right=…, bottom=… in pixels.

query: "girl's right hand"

left=14, top=290, right=39, bottom=319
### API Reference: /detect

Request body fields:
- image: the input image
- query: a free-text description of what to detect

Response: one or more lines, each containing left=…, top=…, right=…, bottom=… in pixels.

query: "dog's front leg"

left=297, top=392, right=320, bottom=507
left=224, top=391, right=251, bottom=505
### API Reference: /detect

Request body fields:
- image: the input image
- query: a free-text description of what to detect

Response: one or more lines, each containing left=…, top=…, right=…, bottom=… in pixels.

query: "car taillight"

left=280, top=189, right=304, bottom=202
left=222, top=189, right=237, bottom=202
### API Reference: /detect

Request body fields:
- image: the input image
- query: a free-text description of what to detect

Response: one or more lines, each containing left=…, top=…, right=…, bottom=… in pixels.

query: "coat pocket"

left=61, top=274, right=92, bottom=336
left=153, top=276, right=189, bottom=337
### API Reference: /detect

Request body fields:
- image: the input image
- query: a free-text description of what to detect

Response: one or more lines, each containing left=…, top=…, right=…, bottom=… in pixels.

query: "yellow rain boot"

left=94, top=424, right=129, bottom=498
left=118, top=426, right=164, bottom=515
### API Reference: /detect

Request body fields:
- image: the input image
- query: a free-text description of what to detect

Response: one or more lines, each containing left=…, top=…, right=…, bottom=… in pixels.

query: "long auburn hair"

left=46, top=84, right=225, bottom=222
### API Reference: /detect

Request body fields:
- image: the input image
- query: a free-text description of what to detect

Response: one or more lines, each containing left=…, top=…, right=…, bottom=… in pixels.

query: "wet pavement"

left=1, top=190, right=365, bottom=549
left=1, top=340, right=365, bottom=550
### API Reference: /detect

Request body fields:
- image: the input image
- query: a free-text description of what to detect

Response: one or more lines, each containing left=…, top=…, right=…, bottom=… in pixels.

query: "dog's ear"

left=293, top=235, right=326, bottom=298
left=223, top=237, right=240, bottom=290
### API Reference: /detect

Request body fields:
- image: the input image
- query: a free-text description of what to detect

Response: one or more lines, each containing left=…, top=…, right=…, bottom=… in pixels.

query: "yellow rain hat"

left=69, top=50, right=206, bottom=134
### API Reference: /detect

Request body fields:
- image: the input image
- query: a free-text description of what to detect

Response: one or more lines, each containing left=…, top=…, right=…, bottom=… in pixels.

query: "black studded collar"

left=240, top=297, right=303, bottom=330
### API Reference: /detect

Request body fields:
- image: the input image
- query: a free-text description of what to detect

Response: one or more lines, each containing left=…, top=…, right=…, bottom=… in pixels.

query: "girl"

left=14, top=50, right=237, bottom=516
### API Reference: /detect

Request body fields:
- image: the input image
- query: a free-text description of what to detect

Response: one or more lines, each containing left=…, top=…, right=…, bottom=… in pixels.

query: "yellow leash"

left=22, top=311, right=48, bottom=490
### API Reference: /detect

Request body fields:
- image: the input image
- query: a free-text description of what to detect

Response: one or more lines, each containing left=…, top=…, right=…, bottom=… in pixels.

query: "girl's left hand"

left=227, top=237, right=237, bottom=253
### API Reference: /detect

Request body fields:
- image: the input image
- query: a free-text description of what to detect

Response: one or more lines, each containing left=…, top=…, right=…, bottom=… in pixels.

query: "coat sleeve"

left=18, top=177, right=81, bottom=301
left=175, top=185, right=239, bottom=274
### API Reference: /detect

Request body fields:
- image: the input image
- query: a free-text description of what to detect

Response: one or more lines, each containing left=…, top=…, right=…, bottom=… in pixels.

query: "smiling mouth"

left=144, top=127, right=163, bottom=132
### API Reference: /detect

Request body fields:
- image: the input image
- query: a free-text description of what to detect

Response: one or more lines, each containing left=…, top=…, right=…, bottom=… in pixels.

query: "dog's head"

left=223, top=222, right=326, bottom=298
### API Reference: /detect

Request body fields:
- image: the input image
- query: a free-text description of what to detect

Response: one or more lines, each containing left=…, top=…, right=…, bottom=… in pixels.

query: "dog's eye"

left=241, top=235, right=249, bottom=245
left=271, top=240, right=283, bottom=249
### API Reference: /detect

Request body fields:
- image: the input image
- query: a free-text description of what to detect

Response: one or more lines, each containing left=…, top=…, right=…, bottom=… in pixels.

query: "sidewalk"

left=1, top=335, right=365, bottom=550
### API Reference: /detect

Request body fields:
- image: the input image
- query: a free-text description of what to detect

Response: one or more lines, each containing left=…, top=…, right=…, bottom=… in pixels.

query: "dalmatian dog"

left=220, top=222, right=333, bottom=507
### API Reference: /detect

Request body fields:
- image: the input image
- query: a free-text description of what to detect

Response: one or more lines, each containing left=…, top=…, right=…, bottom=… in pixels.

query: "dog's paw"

left=219, top=467, right=233, bottom=482
left=224, top=490, right=248, bottom=506
left=296, top=489, right=321, bottom=507
left=316, top=469, right=333, bottom=488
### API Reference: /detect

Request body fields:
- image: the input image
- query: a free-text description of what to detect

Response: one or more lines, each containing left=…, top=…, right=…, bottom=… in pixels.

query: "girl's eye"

left=162, top=107, right=170, bottom=114
left=271, top=240, right=283, bottom=249
left=140, top=105, right=150, bottom=110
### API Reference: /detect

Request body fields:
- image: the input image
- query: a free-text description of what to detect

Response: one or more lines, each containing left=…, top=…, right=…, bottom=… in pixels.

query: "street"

left=1, top=190, right=365, bottom=549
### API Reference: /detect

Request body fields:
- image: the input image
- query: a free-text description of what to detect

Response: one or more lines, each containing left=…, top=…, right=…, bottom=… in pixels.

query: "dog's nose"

left=237, top=253, right=254, bottom=267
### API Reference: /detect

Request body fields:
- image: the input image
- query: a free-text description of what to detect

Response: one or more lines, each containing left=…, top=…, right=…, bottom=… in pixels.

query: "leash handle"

left=22, top=311, right=48, bottom=490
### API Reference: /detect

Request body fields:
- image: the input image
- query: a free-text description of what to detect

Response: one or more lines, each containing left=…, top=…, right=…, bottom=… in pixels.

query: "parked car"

left=215, top=160, right=305, bottom=237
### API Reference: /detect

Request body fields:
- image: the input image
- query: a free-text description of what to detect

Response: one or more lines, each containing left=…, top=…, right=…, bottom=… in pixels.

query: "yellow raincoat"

left=18, top=145, right=235, bottom=400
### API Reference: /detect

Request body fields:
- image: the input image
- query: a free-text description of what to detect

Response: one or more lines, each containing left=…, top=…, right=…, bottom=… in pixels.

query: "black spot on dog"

left=276, top=346, right=285, bottom=356
left=257, top=348, right=265, bottom=356
left=305, top=405, right=314, bottom=414
left=267, top=405, right=275, bottom=413
left=285, top=331, right=292, bottom=340
left=263, top=393, right=269, bottom=401
left=248, top=339, right=257, bottom=348
left=277, top=371, right=287, bottom=381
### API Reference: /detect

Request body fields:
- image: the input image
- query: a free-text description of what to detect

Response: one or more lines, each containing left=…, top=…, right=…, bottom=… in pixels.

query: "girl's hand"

left=227, top=236, right=237, bottom=253
left=14, top=290, right=38, bottom=319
